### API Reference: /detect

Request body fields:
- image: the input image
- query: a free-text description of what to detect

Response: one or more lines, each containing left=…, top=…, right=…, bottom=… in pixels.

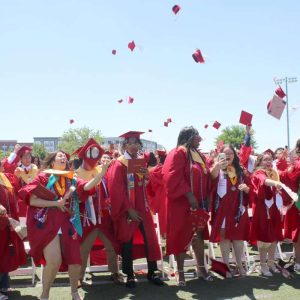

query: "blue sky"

left=0, top=0, right=299, bottom=152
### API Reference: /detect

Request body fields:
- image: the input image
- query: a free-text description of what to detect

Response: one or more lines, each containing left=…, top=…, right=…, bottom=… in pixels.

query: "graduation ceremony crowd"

left=1, top=125, right=300, bottom=300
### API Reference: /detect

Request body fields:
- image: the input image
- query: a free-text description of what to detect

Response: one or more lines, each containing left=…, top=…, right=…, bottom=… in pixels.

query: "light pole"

left=274, top=76, right=297, bottom=149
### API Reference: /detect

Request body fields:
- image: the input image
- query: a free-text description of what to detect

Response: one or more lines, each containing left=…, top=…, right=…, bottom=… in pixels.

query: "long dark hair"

left=177, top=126, right=199, bottom=149
left=221, top=144, right=244, bottom=180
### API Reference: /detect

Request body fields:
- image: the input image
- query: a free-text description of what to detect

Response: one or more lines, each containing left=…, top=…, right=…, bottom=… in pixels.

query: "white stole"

left=217, top=171, right=227, bottom=198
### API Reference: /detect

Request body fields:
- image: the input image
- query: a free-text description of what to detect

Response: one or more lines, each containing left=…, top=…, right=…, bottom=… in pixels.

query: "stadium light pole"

left=274, top=76, right=297, bottom=149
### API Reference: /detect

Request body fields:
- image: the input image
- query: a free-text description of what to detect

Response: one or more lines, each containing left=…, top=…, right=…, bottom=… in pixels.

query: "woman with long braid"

left=162, top=126, right=212, bottom=286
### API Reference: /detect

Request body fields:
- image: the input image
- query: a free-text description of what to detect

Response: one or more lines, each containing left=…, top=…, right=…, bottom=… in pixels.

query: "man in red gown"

left=106, top=131, right=163, bottom=288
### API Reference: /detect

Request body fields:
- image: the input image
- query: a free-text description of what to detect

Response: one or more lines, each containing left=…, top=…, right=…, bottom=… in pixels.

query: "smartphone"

left=218, top=153, right=226, bottom=161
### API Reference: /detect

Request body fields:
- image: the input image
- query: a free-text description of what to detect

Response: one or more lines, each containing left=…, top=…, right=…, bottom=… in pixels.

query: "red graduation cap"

left=119, top=131, right=144, bottom=139
left=189, top=209, right=210, bottom=231
left=213, top=121, right=221, bottom=129
left=117, top=99, right=123, bottom=103
left=167, top=118, right=172, bottom=123
left=103, top=150, right=113, bottom=157
left=204, top=124, right=209, bottom=129
left=69, top=119, right=74, bottom=124
left=239, top=110, right=253, bottom=126
left=156, top=149, right=167, bottom=157
left=77, top=138, right=105, bottom=167
left=164, top=122, right=168, bottom=127
left=263, top=148, right=275, bottom=158
left=112, top=49, right=117, bottom=55
left=275, top=85, right=286, bottom=99
left=71, top=146, right=83, bottom=157
left=192, top=49, right=205, bottom=64
left=128, top=96, right=134, bottom=104
left=210, top=258, right=231, bottom=278
left=17, top=146, right=32, bottom=157
left=172, top=4, right=181, bottom=15
left=128, top=40, right=136, bottom=52
left=148, top=129, right=152, bottom=133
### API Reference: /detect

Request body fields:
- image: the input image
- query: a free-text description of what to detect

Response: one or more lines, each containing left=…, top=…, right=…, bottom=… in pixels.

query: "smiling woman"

left=18, top=151, right=110, bottom=300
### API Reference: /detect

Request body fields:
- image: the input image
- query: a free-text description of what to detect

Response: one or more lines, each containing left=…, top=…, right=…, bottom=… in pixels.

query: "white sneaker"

left=294, top=263, right=300, bottom=272
left=0, top=292, right=8, bottom=300
left=260, top=263, right=273, bottom=277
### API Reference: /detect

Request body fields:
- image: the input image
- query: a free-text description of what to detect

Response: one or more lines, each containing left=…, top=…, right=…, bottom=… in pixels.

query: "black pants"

left=122, top=222, right=157, bottom=277
left=0, top=273, right=10, bottom=289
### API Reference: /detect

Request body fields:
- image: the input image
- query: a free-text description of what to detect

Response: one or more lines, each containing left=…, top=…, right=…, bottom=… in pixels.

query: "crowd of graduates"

left=0, top=125, right=300, bottom=300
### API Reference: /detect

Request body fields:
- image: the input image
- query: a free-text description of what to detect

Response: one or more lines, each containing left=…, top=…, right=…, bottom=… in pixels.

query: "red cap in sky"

left=192, top=49, right=205, bottom=63
left=239, top=110, right=253, bottom=126
left=213, top=121, right=221, bottom=129
left=172, top=5, right=181, bottom=15
left=275, top=86, right=286, bottom=99
left=128, top=96, right=134, bottom=104
left=128, top=40, right=136, bottom=51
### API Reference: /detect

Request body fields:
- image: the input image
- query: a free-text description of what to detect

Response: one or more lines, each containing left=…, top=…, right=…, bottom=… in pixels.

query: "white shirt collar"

left=21, top=164, right=32, bottom=171
left=124, top=151, right=132, bottom=159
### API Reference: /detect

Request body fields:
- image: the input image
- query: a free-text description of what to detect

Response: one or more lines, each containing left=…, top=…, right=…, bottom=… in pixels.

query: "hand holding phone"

left=218, top=153, right=227, bottom=170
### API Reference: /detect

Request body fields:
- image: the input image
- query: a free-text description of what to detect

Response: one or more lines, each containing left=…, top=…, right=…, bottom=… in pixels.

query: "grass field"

left=8, top=271, right=300, bottom=300
left=7, top=244, right=300, bottom=300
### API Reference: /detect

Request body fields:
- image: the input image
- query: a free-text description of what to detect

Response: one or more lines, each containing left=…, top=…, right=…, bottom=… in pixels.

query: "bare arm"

left=83, top=161, right=110, bottom=191
left=210, top=159, right=227, bottom=179
left=29, top=194, right=66, bottom=208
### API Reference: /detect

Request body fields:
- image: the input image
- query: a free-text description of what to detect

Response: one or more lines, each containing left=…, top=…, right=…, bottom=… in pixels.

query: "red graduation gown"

left=18, top=173, right=89, bottom=266
left=279, top=158, right=300, bottom=242
left=0, top=173, right=26, bottom=273
left=146, top=165, right=167, bottom=236
left=210, top=172, right=250, bottom=243
left=106, top=159, right=161, bottom=261
left=162, top=147, right=210, bottom=256
left=250, top=170, right=283, bottom=242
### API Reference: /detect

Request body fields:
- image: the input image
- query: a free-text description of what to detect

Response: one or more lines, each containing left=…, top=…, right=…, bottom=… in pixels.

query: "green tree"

left=215, top=125, right=257, bottom=149
left=58, top=127, right=103, bottom=155
left=32, top=143, right=48, bottom=160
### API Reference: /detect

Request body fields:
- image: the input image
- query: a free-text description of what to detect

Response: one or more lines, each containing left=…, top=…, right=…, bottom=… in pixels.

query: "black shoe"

left=125, top=276, right=136, bottom=289
left=147, top=271, right=164, bottom=286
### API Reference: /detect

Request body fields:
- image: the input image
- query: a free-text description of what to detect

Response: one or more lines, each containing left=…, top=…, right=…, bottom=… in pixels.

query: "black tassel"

left=68, top=227, right=74, bottom=236
left=37, top=221, right=44, bottom=229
